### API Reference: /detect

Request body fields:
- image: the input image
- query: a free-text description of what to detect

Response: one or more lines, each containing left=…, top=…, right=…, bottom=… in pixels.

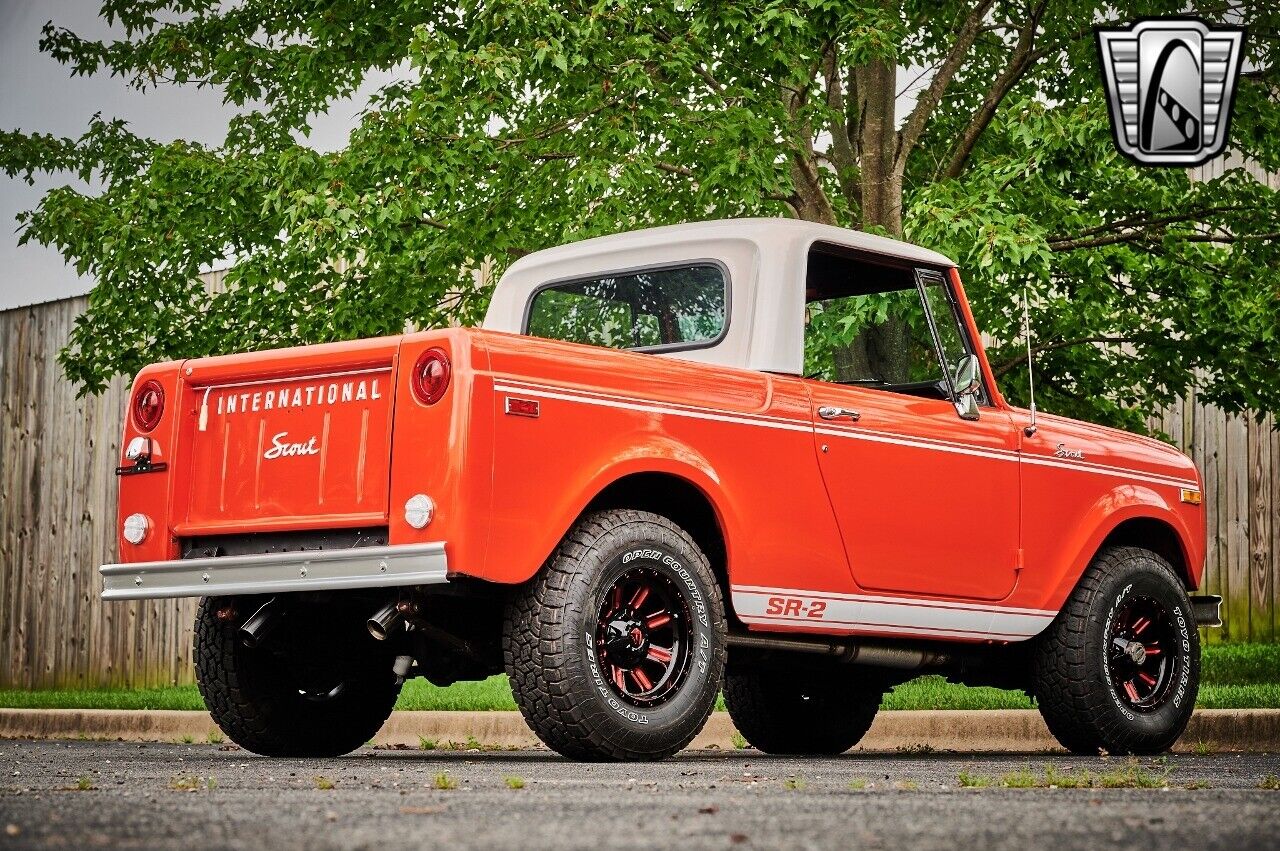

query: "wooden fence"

left=1152, top=401, right=1277, bottom=644
left=1, top=293, right=1277, bottom=689
left=0, top=296, right=198, bottom=689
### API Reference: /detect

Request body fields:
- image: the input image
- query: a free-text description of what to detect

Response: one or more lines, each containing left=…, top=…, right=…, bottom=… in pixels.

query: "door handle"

left=817, top=406, right=861, bottom=422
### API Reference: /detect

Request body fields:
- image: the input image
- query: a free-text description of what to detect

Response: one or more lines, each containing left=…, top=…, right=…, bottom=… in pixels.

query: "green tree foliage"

left=2, top=1, right=1278, bottom=431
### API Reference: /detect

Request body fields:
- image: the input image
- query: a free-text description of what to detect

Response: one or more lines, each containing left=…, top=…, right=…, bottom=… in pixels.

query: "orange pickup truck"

left=103, top=219, right=1219, bottom=760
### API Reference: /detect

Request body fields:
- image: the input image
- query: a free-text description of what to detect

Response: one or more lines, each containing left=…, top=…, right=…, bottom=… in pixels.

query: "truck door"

left=804, top=259, right=1020, bottom=603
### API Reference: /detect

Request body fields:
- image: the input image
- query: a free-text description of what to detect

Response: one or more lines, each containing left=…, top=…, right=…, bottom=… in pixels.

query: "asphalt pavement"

left=1, top=741, right=1278, bottom=850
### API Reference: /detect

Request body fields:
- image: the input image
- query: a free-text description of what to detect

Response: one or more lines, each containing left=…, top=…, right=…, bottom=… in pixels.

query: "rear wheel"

left=194, top=595, right=401, bottom=757
left=1033, top=546, right=1199, bottom=755
left=724, top=663, right=883, bottom=754
left=504, top=509, right=727, bottom=761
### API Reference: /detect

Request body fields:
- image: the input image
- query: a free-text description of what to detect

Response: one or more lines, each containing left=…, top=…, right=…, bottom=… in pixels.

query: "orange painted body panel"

left=479, top=330, right=852, bottom=598
left=807, top=383, right=1020, bottom=602
left=1016, top=410, right=1205, bottom=605
left=181, top=349, right=397, bottom=532
left=113, top=268, right=1205, bottom=645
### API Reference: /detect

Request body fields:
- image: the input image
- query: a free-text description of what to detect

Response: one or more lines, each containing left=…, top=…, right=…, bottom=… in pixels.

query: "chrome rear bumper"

left=100, top=542, right=448, bottom=600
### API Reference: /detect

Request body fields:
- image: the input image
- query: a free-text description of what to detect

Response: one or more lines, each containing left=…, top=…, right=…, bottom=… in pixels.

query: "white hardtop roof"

left=483, top=218, right=958, bottom=375
left=502, top=218, right=956, bottom=277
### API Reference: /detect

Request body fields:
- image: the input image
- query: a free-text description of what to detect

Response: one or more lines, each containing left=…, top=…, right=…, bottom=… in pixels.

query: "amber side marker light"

left=1180, top=489, right=1203, bottom=505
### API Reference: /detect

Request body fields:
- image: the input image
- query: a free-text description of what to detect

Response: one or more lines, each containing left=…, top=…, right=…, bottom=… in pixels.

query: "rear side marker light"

left=505, top=397, right=540, bottom=417
left=122, top=513, right=151, bottom=545
left=404, top=494, right=436, bottom=529
left=411, top=348, right=451, bottom=405
left=131, top=380, right=165, bottom=432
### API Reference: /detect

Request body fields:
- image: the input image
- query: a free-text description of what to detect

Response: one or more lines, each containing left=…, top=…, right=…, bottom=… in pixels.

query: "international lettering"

left=215, top=378, right=382, bottom=417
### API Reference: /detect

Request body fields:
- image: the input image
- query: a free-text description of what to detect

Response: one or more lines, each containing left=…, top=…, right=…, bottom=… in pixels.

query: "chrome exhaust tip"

left=239, top=598, right=279, bottom=648
left=367, top=600, right=404, bottom=640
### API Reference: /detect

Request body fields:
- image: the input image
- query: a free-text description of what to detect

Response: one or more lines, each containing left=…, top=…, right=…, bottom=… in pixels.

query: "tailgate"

left=179, top=338, right=400, bottom=533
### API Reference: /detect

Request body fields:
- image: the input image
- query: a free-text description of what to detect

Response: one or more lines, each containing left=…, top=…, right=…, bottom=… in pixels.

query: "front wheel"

left=504, top=509, right=727, bottom=761
left=1033, top=546, right=1200, bottom=755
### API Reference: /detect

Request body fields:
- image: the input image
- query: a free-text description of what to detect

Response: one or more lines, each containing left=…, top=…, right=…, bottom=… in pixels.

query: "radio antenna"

left=1022, top=287, right=1037, bottom=437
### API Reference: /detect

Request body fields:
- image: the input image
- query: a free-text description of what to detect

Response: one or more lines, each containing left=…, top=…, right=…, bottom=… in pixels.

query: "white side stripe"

left=1018, top=454, right=1197, bottom=490
left=490, top=377, right=1199, bottom=491
left=493, top=381, right=813, bottom=434
left=816, top=426, right=1018, bottom=464
left=731, top=585, right=1054, bottom=641
left=730, top=584, right=1056, bottom=616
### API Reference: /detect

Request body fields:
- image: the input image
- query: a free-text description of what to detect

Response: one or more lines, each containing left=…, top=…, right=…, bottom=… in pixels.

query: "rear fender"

left=479, top=435, right=739, bottom=586
left=116, top=362, right=186, bottom=563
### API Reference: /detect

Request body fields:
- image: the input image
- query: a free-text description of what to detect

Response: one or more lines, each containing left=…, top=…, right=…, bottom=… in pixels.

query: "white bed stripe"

left=491, top=377, right=1199, bottom=491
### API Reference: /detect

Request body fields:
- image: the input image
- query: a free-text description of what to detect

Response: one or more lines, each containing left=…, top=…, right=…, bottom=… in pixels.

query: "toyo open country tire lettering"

left=1033, top=545, right=1200, bottom=755
left=504, top=509, right=728, bottom=761
left=195, top=596, right=402, bottom=757
left=724, top=663, right=882, bottom=755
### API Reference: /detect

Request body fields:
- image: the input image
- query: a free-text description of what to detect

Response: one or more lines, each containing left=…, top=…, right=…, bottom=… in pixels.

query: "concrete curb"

left=2, top=708, right=1277, bottom=752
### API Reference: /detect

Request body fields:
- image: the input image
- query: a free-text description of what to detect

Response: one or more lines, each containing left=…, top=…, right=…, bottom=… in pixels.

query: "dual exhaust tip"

left=234, top=597, right=411, bottom=647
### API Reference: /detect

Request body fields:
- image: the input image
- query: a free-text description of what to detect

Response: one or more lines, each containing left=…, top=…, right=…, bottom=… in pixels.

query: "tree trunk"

left=846, top=53, right=909, bottom=383
left=854, top=56, right=903, bottom=239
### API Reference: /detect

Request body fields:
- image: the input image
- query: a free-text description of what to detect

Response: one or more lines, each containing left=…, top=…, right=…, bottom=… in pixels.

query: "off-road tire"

left=504, top=509, right=727, bottom=761
left=194, top=595, right=401, bottom=757
left=1033, top=546, right=1200, bottom=755
left=723, top=664, right=883, bottom=754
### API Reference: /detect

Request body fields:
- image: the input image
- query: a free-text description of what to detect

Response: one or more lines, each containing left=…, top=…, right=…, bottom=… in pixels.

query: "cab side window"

left=803, top=244, right=979, bottom=402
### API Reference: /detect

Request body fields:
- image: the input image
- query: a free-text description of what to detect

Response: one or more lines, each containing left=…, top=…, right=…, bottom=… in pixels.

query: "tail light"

left=131, top=380, right=165, bottom=432
left=411, top=348, right=451, bottom=405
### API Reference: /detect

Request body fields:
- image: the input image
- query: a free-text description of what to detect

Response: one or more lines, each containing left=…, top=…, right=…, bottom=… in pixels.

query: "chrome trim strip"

left=731, top=584, right=1054, bottom=643
left=100, top=542, right=448, bottom=600
left=192, top=366, right=392, bottom=392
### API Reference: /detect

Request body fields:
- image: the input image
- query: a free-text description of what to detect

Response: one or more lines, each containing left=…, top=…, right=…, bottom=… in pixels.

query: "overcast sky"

left=0, top=2, right=925, bottom=313
left=0, top=0, right=380, bottom=312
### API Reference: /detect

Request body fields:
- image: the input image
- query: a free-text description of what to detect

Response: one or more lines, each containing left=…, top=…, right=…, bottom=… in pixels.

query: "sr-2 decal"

left=732, top=585, right=1057, bottom=641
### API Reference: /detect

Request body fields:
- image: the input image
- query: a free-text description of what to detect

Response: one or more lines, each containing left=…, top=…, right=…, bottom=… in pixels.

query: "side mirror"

left=952, top=354, right=981, bottom=421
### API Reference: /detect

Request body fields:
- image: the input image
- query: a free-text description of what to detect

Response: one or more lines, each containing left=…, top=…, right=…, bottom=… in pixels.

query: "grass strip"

left=2, top=644, right=1277, bottom=712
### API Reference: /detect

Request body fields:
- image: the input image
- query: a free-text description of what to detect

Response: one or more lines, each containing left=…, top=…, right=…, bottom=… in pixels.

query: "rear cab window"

left=524, top=263, right=728, bottom=352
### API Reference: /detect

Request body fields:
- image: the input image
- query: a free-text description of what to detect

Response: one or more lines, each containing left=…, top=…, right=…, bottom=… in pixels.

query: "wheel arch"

left=1100, top=515, right=1195, bottom=590
left=1033, top=489, right=1202, bottom=618
left=582, top=471, right=731, bottom=608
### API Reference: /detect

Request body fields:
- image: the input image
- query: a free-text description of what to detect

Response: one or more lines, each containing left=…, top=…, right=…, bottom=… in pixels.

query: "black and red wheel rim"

left=1106, top=595, right=1179, bottom=711
left=594, top=565, right=693, bottom=708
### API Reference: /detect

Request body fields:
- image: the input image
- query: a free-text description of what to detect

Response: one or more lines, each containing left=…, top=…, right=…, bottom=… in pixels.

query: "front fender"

left=1030, top=484, right=1200, bottom=613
